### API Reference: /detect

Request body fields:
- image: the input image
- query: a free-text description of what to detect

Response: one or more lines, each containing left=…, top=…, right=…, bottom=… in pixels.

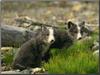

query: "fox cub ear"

left=79, top=21, right=85, bottom=27
left=67, top=21, right=75, bottom=29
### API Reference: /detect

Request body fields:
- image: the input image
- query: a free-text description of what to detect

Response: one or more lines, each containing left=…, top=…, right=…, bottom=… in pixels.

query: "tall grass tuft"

left=43, top=32, right=99, bottom=74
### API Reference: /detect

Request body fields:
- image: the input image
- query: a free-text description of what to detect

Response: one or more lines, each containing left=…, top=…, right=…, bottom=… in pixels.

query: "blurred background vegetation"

left=1, top=1, right=99, bottom=26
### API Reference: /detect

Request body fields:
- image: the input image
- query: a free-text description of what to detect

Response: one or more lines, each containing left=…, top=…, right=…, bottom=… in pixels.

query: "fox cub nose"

left=78, top=37, right=82, bottom=40
left=50, top=39, right=55, bottom=44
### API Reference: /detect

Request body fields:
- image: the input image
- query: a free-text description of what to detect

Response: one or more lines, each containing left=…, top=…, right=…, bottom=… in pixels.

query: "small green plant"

left=2, top=48, right=18, bottom=66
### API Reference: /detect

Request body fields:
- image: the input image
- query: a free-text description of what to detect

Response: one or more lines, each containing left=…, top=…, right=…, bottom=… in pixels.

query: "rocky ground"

left=1, top=1, right=99, bottom=26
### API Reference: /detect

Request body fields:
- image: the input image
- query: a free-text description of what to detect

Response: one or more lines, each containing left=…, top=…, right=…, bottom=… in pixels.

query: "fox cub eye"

left=46, top=33, right=49, bottom=36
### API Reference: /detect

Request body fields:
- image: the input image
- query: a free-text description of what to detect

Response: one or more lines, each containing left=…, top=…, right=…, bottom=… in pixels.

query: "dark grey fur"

left=12, top=21, right=92, bottom=70
left=12, top=26, right=52, bottom=70
left=42, top=21, right=92, bottom=62
left=67, top=21, right=92, bottom=40
left=42, top=28, right=74, bottom=62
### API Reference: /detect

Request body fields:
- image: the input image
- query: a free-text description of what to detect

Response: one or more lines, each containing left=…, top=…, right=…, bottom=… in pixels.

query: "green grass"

left=2, top=48, right=18, bottom=66
left=2, top=31, right=99, bottom=73
left=43, top=32, right=99, bottom=74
